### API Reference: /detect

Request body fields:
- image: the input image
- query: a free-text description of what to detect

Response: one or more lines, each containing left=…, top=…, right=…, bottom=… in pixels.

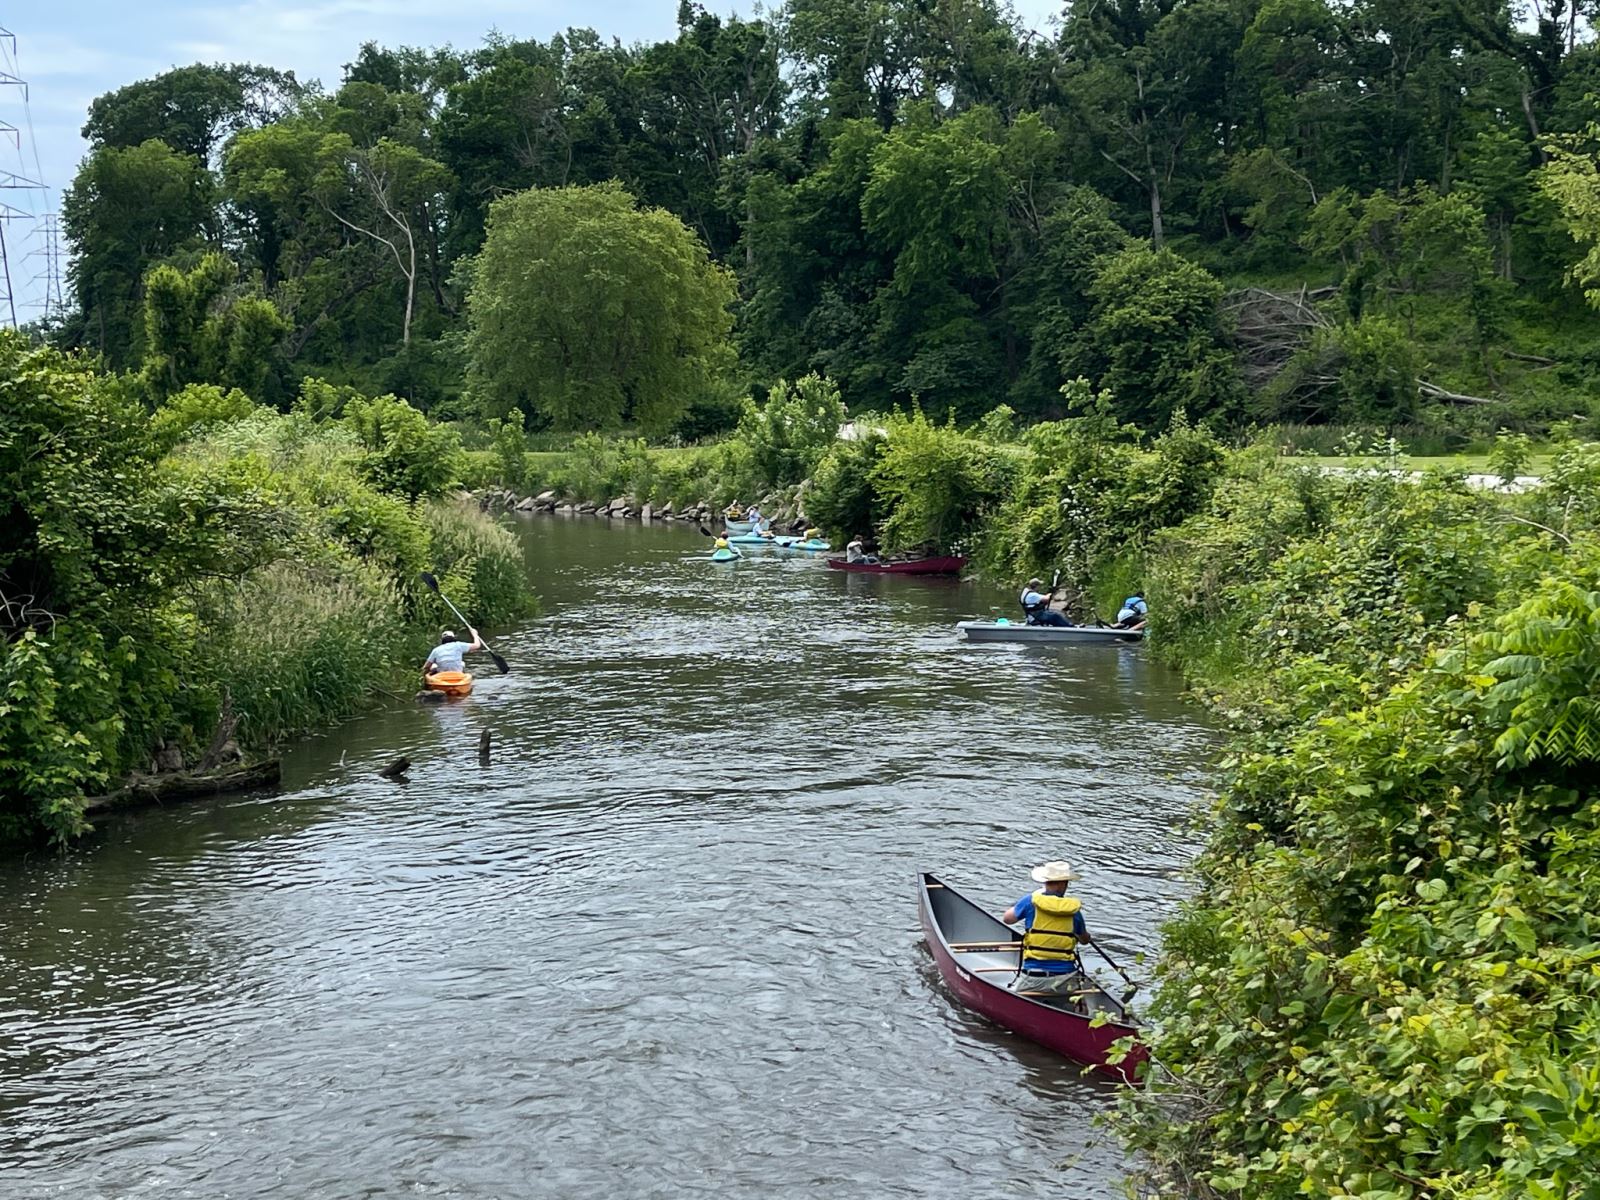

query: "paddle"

left=418, top=572, right=510, bottom=675
left=1085, top=936, right=1140, bottom=998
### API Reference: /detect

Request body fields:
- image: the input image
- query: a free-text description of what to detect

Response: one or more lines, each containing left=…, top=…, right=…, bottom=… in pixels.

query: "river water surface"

left=1, top=517, right=1214, bottom=1199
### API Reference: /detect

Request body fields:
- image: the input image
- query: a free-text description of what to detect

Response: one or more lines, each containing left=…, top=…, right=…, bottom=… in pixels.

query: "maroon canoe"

left=917, top=871, right=1148, bottom=1083
left=825, top=556, right=967, bottom=576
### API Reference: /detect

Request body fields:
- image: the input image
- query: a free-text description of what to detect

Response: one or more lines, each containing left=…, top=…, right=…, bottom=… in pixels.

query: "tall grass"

left=417, top=500, right=533, bottom=626
left=199, top=560, right=413, bottom=745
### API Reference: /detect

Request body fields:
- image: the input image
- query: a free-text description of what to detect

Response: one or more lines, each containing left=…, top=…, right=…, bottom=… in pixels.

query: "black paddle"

left=1086, top=936, right=1140, bottom=997
left=419, top=572, right=510, bottom=675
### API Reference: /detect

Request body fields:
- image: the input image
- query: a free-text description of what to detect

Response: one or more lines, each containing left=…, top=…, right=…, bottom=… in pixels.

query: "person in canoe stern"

left=1115, top=594, right=1149, bottom=630
left=1020, top=578, right=1071, bottom=627
left=846, top=534, right=878, bottom=564
left=1000, top=860, right=1093, bottom=995
left=424, top=627, right=482, bottom=678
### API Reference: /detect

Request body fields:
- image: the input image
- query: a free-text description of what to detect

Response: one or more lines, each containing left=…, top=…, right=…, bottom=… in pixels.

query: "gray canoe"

left=956, top=621, right=1144, bottom=644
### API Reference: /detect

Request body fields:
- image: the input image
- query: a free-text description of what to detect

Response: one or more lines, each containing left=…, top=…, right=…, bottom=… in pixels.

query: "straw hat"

left=1030, top=860, right=1077, bottom=883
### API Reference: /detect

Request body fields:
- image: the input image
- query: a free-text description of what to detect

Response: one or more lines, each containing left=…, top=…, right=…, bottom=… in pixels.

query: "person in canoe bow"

left=846, top=534, right=880, bottom=564
left=1020, top=578, right=1071, bottom=627
left=1115, top=594, right=1149, bottom=630
left=424, top=627, right=483, bottom=678
left=1000, top=860, right=1094, bottom=995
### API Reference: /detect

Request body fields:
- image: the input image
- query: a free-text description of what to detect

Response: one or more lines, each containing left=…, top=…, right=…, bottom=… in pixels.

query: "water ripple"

left=0, top=517, right=1215, bottom=1199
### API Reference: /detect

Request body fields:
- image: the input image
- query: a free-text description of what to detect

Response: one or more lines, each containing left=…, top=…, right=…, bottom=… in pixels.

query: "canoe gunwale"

left=825, top=556, right=967, bottom=576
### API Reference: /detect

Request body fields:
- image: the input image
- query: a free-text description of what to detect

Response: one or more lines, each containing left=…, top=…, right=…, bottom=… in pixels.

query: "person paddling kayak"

left=424, top=627, right=483, bottom=678
left=1020, top=577, right=1070, bottom=627
left=999, top=860, right=1095, bottom=996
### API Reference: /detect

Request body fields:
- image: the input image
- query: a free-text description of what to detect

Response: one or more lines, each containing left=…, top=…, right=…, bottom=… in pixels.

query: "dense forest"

left=48, top=0, right=1600, bottom=440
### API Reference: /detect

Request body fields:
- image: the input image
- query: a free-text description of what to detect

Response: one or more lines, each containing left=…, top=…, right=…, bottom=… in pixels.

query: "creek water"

left=0, top=516, right=1215, bottom=1199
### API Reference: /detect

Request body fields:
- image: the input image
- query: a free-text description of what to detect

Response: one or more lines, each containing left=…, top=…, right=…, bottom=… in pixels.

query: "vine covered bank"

left=0, top=335, right=535, bottom=845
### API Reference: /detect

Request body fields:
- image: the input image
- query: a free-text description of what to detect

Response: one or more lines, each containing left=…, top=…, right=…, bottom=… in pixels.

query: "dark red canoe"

left=918, top=871, right=1148, bottom=1083
left=825, top=556, right=967, bottom=575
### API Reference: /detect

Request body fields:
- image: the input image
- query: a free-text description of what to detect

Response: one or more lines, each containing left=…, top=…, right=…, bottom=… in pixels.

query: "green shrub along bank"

left=0, top=334, right=535, bottom=845
left=792, top=402, right=1600, bottom=1198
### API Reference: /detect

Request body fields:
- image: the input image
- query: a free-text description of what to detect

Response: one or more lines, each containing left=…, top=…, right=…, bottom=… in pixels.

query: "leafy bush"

left=0, top=337, right=536, bottom=843
left=1077, top=245, right=1240, bottom=427
left=342, top=391, right=465, bottom=500
left=417, top=500, right=531, bottom=627
left=150, top=382, right=258, bottom=448
left=869, top=409, right=1014, bottom=552
left=736, top=372, right=846, bottom=489
left=1111, top=447, right=1600, bottom=1200
left=1266, top=317, right=1421, bottom=424
left=807, top=432, right=886, bottom=540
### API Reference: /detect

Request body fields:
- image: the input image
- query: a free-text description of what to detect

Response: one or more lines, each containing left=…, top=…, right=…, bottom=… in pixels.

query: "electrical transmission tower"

left=0, top=23, right=53, bottom=329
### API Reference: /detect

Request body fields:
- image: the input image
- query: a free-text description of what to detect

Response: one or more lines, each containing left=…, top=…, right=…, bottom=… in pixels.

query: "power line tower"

left=0, top=23, right=51, bottom=329
left=26, top=211, right=64, bottom=324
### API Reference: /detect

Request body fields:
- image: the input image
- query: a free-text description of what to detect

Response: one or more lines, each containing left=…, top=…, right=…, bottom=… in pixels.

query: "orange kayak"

left=425, top=670, right=474, bottom=697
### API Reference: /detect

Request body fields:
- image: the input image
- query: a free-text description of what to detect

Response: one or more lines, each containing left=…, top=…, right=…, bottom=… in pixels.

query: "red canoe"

left=917, top=871, right=1148, bottom=1083
left=825, top=556, right=967, bottom=575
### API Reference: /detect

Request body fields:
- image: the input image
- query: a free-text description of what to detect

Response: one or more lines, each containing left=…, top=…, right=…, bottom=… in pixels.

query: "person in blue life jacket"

left=1000, top=860, right=1095, bottom=996
left=1115, top=594, right=1148, bottom=630
left=1020, top=577, right=1071, bottom=627
left=423, top=627, right=482, bottom=678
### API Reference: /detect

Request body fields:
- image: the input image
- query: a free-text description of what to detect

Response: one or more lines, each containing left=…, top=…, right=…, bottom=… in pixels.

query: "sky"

left=0, top=0, right=1063, bottom=321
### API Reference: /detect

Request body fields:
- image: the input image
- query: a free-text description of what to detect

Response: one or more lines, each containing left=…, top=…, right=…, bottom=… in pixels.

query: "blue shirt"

left=1013, top=894, right=1088, bottom=974
left=426, top=640, right=473, bottom=672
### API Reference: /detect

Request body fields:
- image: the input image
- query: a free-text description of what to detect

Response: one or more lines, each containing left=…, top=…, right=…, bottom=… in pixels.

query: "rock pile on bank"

left=475, top=488, right=814, bottom=533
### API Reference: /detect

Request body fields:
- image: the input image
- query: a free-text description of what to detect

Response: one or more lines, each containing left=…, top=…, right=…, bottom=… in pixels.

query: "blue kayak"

left=710, top=547, right=742, bottom=563
left=728, top=532, right=780, bottom=546
left=784, top=538, right=831, bottom=552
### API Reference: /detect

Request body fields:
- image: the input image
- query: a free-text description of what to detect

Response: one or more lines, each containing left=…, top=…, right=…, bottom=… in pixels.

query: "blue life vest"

left=1020, top=588, right=1049, bottom=623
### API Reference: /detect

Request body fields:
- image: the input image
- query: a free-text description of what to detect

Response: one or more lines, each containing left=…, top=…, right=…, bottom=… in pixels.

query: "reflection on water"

left=0, top=514, right=1213, bottom=1199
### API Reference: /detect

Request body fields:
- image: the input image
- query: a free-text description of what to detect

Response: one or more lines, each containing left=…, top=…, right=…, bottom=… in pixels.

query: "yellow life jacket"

left=1023, top=891, right=1082, bottom=962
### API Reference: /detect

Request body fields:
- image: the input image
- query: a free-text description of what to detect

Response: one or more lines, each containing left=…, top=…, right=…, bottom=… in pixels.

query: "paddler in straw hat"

left=999, top=860, right=1095, bottom=996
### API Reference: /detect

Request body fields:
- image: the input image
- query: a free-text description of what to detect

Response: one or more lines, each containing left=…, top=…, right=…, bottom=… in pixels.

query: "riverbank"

left=1, top=338, right=537, bottom=847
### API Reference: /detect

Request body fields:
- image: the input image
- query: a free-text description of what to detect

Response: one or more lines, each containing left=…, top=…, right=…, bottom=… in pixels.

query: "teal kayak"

left=728, top=532, right=779, bottom=546
left=785, top=538, right=831, bottom=552
left=710, top=547, right=742, bottom=563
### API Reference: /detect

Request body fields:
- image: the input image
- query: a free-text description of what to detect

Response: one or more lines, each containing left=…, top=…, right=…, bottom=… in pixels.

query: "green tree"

left=464, top=182, right=736, bottom=432
left=313, top=134, right=453, bottom=347
left=1077, top=245, right=1238, bottom=426
left=139, top=253, right=290, bottom=403
left=82, top=63, right=300, bottom=163
left=62, top=140, right=214, bottom=365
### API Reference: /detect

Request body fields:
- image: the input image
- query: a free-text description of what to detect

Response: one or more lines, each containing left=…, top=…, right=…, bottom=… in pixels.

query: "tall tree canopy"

left=464, top=182, right=736, bottom=432
left=48, top=0, right=1600, bottom=431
